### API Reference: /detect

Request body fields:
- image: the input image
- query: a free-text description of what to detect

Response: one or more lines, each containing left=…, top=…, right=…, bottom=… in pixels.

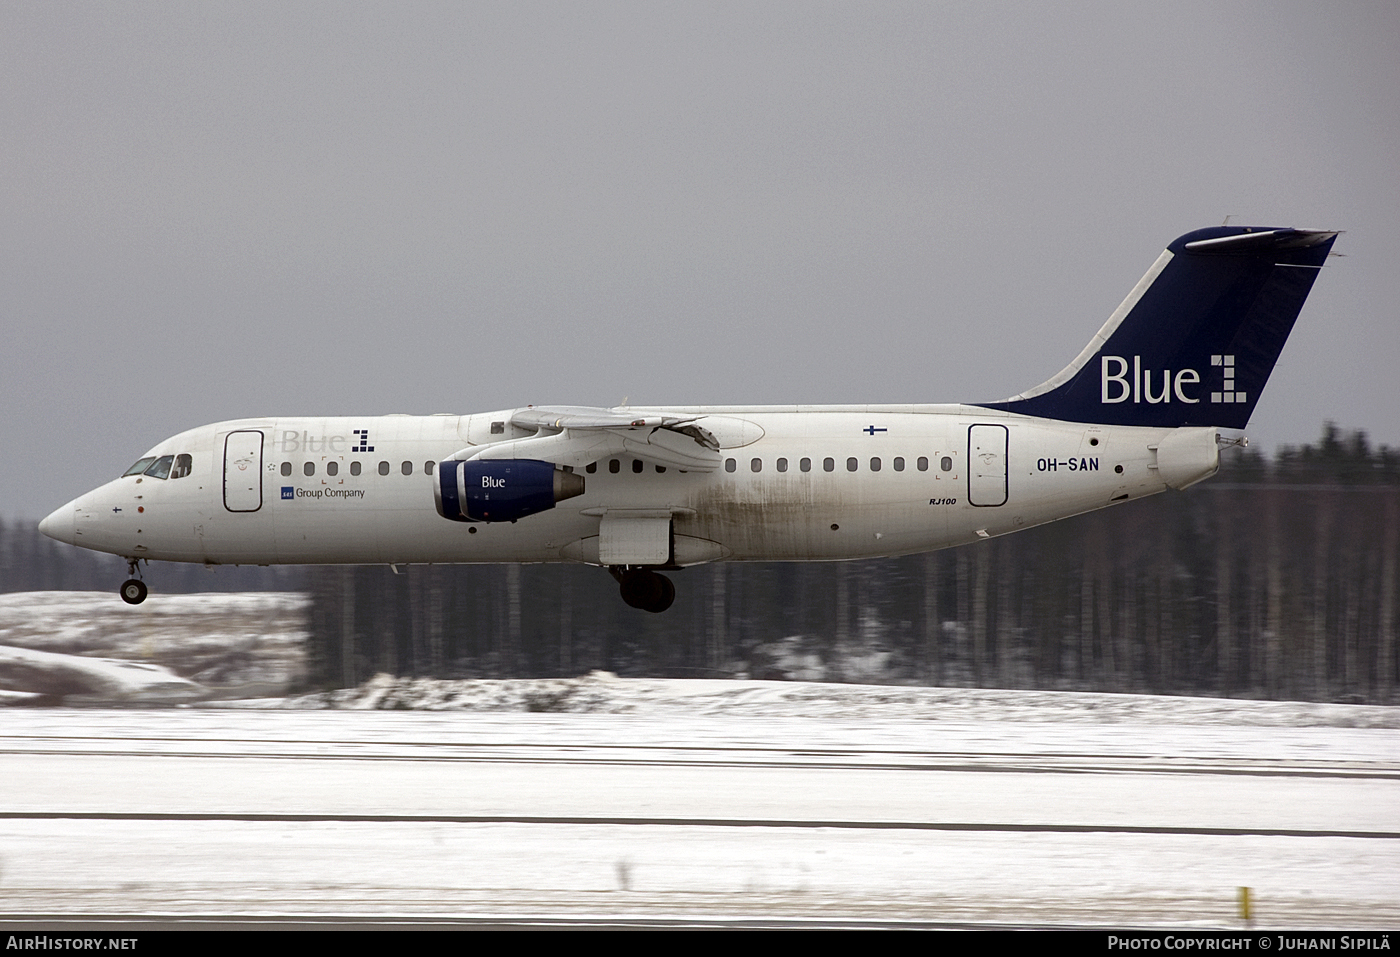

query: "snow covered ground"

left=270, top=669, right=1400, bottom=728
left=0, top=644, right=204, bottom=702
left=1, top=692, right=1396, bottom=928
left=0, top=591, right=1395, bottom=927
left=0, top=591, right=307, bottom=700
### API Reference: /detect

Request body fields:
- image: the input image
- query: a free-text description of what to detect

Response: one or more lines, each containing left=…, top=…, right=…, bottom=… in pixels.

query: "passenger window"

left=145, top=455, right=174, bottom=480
left=609, top=459, right=621, bottom=474
left=304, top=462, right=315, bottom=477
left=378, top=461, right=390, bottom=476
left=402, top=461, right=413, bottom=475
left=725, top=458, right=737, bottom=473
left=655, top=465, right=666, bottom=473
left=586, top=462, right=598, bottom=474
left=425, top=461, right=434, bottom=475
left=870, top=457, right=881, bottom=472
left=823, top=457, right=835, bottom=472
left=490, top=421, right=505, bottom=435
left=777, top=458, right=788, bottom=473
left=941, top=456, right=953, bottom=471
left=847, top=457, right=858, bottom=472
left=171, top=454, right=193, bottom=479
left=280, top=462, right=292, bottom=477
left=751, top=458, right=762, bottom=473
left=893, top=457, right=905, bottom=471
left=918, top=456, right=929, bottom=471
left=632, top=459, right=643, bottom=474
left=800, top=457, right=811, bottom=472
left=350, top=461, right=362, bottom=476
left=327, top=462, right=338, bottom=477
left=123, top=457, right=157, bottom=477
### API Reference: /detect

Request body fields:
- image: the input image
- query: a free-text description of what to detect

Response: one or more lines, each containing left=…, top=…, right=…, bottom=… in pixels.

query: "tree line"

left=302, top=424, right=1398, bottom=703
left=0, top=520, right=301, bottom=595
left=5, top=423, right=1396, bottom=703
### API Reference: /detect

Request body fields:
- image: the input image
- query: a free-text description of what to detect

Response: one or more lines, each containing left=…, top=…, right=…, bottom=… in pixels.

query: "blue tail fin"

left=977, top=226, right=1338, bottom=429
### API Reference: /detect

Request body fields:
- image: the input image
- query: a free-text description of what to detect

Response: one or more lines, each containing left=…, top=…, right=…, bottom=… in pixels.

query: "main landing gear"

left=120, top=558, right=148, bottom=605
left=613, top=567, right=676, bottom=614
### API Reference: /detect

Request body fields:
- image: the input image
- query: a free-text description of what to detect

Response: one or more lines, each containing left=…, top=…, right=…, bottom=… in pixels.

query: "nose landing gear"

left=120, top=558, right=148, bottom=605
left=614, top=567, right=676, bottom=614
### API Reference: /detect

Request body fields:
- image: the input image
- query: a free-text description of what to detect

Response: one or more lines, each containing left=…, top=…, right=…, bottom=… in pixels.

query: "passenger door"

left=967, top=424, right=1008, bottom=507
left=223, top=430, right=264, bottom=512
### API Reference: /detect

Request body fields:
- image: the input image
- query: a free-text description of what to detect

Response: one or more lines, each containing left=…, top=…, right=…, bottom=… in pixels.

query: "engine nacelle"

left=435, top=459, right=585, bottom=523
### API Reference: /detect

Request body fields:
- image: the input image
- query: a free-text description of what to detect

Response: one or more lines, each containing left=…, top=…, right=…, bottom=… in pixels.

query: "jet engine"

left=435, top=459, right=585, bottom=523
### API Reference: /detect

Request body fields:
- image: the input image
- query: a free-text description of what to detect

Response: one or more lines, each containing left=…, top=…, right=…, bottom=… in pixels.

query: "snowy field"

left=0, top=591, right=307, bottom=700
left=0, top=592, right=1396, bottom=928
left=2, top=691, right=1397, bottom=928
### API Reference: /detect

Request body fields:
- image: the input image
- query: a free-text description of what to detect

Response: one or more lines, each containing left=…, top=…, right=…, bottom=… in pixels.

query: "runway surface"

left=1, top=703, right=1397, bottom=928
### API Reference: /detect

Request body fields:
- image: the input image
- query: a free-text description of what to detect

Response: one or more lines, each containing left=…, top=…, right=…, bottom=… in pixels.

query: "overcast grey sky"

left=4, top=1, right=1398, bottom=520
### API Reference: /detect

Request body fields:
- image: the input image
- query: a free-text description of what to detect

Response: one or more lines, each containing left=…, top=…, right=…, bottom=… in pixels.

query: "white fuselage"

left=48, top=405, right=1218, bottom=569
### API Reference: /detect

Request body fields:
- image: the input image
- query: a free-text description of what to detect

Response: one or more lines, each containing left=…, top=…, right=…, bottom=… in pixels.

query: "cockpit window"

left=171, top=453, right=193, bottom=479
left=144, top=455, right=175, bottom=480
left=123, top=457, right=157, bottom=477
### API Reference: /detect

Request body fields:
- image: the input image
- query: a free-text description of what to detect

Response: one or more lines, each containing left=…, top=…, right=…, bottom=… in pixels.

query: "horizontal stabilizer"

left=1182, top=228, right=1337, bottom=254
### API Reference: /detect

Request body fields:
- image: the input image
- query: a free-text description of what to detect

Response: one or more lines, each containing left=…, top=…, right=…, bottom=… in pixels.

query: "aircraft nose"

left=39, top=503, right=78, bottom=546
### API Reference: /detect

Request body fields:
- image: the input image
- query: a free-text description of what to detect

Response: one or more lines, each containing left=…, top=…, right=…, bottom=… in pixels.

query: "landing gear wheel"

left=655, top=573, right=675, bottom=613
left=618, top=569, right=675, bottom=613
left=618, top=570, right=659, bottom=609
left=120, top=579, right=148, bottom=605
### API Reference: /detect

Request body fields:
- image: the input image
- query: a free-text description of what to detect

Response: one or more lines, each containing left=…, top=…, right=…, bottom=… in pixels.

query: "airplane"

left=39, top=225, right=1338, bottom=613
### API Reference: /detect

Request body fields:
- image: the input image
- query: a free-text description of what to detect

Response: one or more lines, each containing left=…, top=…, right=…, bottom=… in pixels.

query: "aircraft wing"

left=452, top=406, right=723, bottom=472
